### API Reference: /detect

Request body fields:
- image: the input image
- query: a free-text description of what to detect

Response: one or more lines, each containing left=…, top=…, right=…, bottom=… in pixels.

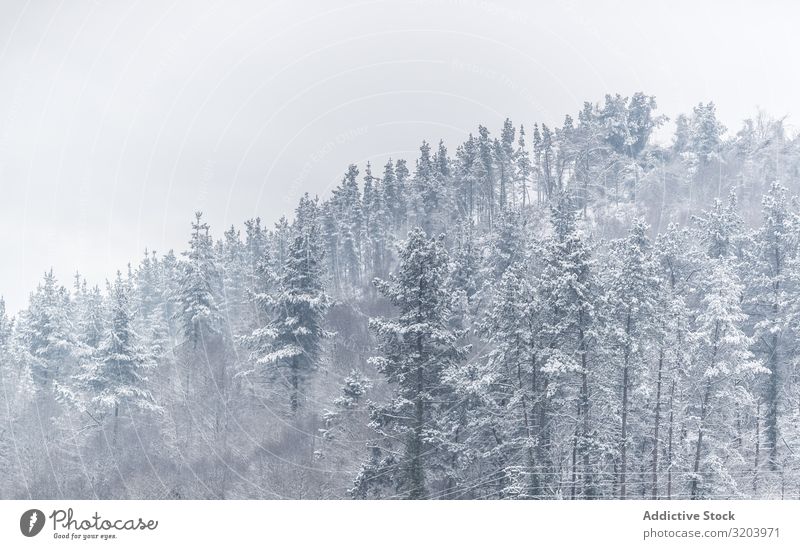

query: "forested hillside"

left=2, top=93, right=800, bottom=499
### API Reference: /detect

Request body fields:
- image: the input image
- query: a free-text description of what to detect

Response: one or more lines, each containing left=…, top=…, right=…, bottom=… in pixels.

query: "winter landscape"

left=2, top=0, right=800, bottom=505
left=3, top=94, right=800, bottom=500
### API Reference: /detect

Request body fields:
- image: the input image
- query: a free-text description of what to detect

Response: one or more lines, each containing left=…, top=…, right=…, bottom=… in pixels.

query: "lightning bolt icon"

left=28, top=511, right=38, bottom=534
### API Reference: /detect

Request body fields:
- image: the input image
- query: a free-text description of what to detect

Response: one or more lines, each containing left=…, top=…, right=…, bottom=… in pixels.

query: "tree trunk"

left=518, top=359, right=535, bottom=499
left=690, top=378, right=712, bottom=499
left=570, top=400, right=579, bottom=499
left=766, top=331, right=780, bottom=470
left=620, top=361, right=629, bottom=499
left=579, top=320, right=593, bottom=498
left=112, top=403, right=119, bottom=451
left=652, top=348, right=664, bottom=498
left=620, top=313, right=632, bottom=500
left=667, top=379, right=675, bottom=499
left=754, top=401, right=761, bottom=496
left=290, top=357, right=299, bottom=414
left=766, top=247, right=782, bottom=470
left=409, top=332, right=426, bottom=500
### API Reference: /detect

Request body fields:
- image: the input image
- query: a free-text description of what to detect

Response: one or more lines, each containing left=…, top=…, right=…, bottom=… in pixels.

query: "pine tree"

left=746, top=182, right=799, bottom=471
left=477, top=126, right=496, bottom=225
left=394, top=158, right=410, bottom=227
left=248, top=197, right=331, bottom=414
left=381, top=159, right=404, bottom=231
left=332, top=165, right=363, bottom=290
left=321, top=369, right=372, bottom=442
left=352, top=228, right=464, bottom=499
left=0, top=298, right=10, bottom=357
left=0, top=298, right=14, bottom=390
left=693, top=191, right=744, bottom=259
left=539, top=124, right=555, bottom=201
left=470, top=263, right=540, bottom=498
left=455, top=135, right=482, bottom=221
left=689, top=259, right=763, bottom=498
left=691, top=102, right=726, bottom=165
left=365, top=169, right=390, bottom=281
left=515, top=125, right=533, bottom=208
left=600, top=93, right=631, bottom=156
left=601, top=219, right=660, bottom=498
left=243, top=217, right=268, bottom=299
left=448, top=220, right=481, bottom=330
left=485, top=210, right=526, bottom=280
left=652, top=224, right=697, bottom=498
left=80, top=285, right=106, bottom=351
left=538, top=195, right=598, bottom=497
left=23, top=270, right=76, bottom=395
left=78, top=272, right=157, bottom=446
left=177, top=212, right=220, bottom=348
left=496, top=119, right=516, bottom=211
left=410, top=141, right=444, bottom=235
left=220, top=224, right=249, bottom=337
left=626, top=92, right=663, bottom=157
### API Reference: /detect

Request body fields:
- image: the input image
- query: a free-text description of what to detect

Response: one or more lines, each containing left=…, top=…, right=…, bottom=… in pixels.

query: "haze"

left=1, top=0, right=797, bottom=312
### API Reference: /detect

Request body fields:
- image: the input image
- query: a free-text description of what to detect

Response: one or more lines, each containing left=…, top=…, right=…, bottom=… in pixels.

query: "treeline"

left=1, top=93, right=800, bottom=499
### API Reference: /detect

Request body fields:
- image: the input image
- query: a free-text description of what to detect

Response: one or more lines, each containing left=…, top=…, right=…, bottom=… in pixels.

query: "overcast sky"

left=0, top=0, right=798, bottom=312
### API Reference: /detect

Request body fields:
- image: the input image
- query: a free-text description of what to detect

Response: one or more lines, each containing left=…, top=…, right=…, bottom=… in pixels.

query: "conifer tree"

left=352, top=228, right=464, bottom=499
left=746, top=183, right=799, bottom=471
left=177, top=212, right=220, bottom=348
left=601, top=219, right=660, bottom=498
left=23, top=270, right=76, bottom=395
left=78, top=272, right=156, bottom=446
left=539, top=196, right=598, bottom=497
left=248, top=196, right=331, bottom=414
left=689, top=259, right=763, bottom=498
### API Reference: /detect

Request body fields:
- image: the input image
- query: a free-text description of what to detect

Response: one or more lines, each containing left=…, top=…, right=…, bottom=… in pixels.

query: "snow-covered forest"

left=2, top=93, right=800, bottom=500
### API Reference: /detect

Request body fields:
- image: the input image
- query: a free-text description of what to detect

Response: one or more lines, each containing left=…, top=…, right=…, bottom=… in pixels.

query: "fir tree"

left=601, top=219, right=660, bottom=498
left=78, top=272, right=157, bottom=446
left=689, top=259, right=763, bottom=498
left=177, top=212, right=220, bottom=348
left=746, top=183, right=799, bottom=471
left=248, top=197, right=331, bottom=414
left=352, top=228, right=464, bottom=499
left=23, top=270, right=76, bottom=394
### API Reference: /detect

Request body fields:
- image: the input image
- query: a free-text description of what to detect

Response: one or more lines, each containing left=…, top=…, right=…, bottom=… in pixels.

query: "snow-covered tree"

left=688, top=259, right=764, bottom=498
left=248, top=195, right=331, bottom=414
left=600, top=219, right=660, bottom=498
left=23, top=270, right=76, bottom=396
left=177, top=212, right=220, bottom=348
left=745, top=182, right=800, bottom=471
left=538, top=195, right=599, bottom=498
left=352, top=228, right=465, bottom=499
left=77, top=272, right=157, bottom=444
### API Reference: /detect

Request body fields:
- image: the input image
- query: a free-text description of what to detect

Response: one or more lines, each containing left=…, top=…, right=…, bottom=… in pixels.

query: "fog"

left=1, top=0, right=798, bottom=312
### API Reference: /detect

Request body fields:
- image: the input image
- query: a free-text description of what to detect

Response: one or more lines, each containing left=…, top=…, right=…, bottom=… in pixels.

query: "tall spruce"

left=352, top=228, right=464, bottom=499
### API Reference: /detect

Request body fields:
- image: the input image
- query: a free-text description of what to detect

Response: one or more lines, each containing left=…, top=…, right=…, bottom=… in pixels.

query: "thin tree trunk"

left=113, top=403, right=119, bottom=450
left=754, top=401, right=761, bottom=496
left=409, top=330, right=425, bottom=500
left=579, top=319, right=593, bottom=498
left=652, top=348, right=664, bottom=498
left=518, top=359, right=535, bottom=499
left=570, top=400, right=579, bottom=499
left=766, top=330, right=780, bottom=470
left=667, top=379, right=675, bottom=499
left=620, top=361, right=629, bottom=499
left=538, top=378, right=550, bottom=497
left=691, top=378, right=712, bottom=499
left=620, top=311, right=633, bottom=499
left=290, top=357, right=299, bottom=414
left=766, top=247, right=781, bottom=470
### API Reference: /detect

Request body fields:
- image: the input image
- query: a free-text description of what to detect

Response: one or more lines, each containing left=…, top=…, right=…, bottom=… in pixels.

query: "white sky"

left=1, top=0, right=798, bottom=313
